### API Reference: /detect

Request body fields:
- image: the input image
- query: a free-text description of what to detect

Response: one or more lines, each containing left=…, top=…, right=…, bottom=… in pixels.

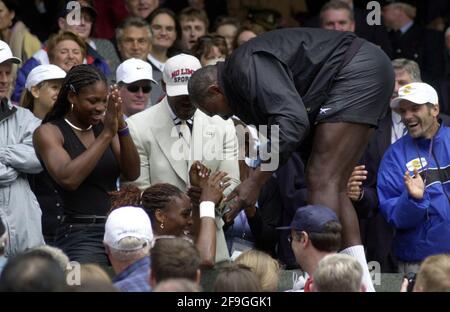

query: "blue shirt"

left=113, top=256, right=151, bottom=292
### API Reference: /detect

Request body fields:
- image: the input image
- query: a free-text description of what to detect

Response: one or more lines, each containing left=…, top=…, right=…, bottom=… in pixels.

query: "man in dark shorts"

left=188, top=27, right=395, bottom=291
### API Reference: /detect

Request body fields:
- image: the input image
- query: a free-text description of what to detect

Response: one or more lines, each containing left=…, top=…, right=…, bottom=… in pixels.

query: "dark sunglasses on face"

left=126, top=84, right=152, bottom=93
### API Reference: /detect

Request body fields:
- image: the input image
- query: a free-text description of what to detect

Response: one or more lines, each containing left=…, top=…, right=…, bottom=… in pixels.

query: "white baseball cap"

left=0, top=40, right=21, bottom=65
left=104, top=206, right=153, bottom=251
left=25, top=64, right=66, bottom=91
left=163, top=54, right=202, bottom=97
left=390, top=82, right=439, bottom=109
left=116, top=58, right=156, bottom=84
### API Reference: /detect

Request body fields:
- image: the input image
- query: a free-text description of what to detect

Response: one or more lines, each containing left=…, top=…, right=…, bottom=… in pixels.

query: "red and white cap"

left=163, top=54, right=202, bottom=97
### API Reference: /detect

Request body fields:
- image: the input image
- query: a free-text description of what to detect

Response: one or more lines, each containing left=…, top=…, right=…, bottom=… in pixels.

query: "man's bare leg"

left=306, top=122, right=375, bottom=291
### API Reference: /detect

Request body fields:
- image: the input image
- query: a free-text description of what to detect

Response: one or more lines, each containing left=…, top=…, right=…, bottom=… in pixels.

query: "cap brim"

left=120, top=77, right=157, bottom=85
left=390, top=95, right=429, bottom=109
left=166, top=84, right=189, bottom=97
left=1, top=57, right=21, bottom=65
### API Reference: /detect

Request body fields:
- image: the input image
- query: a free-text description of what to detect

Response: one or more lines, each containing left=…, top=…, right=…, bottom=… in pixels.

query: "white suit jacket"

left=127, top=97, right=240, bottom=262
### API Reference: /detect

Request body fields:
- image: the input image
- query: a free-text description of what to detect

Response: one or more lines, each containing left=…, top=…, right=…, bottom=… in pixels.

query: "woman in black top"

left=33, top=64, right=140, bottom=264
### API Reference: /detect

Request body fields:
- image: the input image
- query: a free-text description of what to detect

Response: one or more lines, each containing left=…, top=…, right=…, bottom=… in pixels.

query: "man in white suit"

left=127, top=54, right=240, bottom=263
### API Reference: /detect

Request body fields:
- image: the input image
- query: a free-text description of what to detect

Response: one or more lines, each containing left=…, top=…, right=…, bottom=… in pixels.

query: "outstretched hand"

left=200, top=171, right=230, bottom=205
left=223, top=177, right=262, bottom=224
left=189, top=161, right=211, bottom=188
left=404, top=168, right=425, bottom=199
left=347, top=165, right=367, bottom=201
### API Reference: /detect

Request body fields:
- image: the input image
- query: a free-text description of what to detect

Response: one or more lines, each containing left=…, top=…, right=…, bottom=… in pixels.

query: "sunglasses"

left=126, top=84, right=152, bottom=93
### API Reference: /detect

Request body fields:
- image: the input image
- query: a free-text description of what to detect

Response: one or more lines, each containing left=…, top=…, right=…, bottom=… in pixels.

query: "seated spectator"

left=214, top=16, right=240, bottom=53
left=382, top=1, right=445, bottom=83
left=0, top=40, right=44, bottom=256
left=316, top=0, right=392, bottom=57
left=58, top=0, right=120, bottom=75
left=20, top=64, right=66, bottom=245
left=125, top=0, right=159, bottom=20
left=213, top=263, right=261, bottom=292
left=153, top=278, right=202, bottom=292
left=0, top=0, right=41, bottom=65
left=116, top=58, right=156, bottom=117
left=413, top=254, right=450, bottom=292
left=150, top=236, right=201, bottom=287
left=191, top=35, right=228, bottom=66
left=0, top=252, right=66, bottom=292
left=13, top=31, right=86, bottom=102
left=281, top=204, right=342, bottom=292
left=233, top=22, right=265, bottom=49
left=116, top=17, right=152, bottom=62
left=141, top=176, right=227, bottom=267
left=378, top=82, right=450, bottom=274
left=178, top=7, right=208, bottom=52
left=146, top=8, right=179, bottom=105
left=26, top=245, right=70, bottom=273
left=69, top=263, right=118, bottom=292
left=235, top=249, right=280, bottom=291
left=312, top=253, right=365, bottom=292
left=104, top=206, right=153, bottom=292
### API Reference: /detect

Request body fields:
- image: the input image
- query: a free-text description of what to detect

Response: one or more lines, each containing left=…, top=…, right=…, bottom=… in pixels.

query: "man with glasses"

left=116, top=58, right=156, bottom=117
left=281, top=204, right=342, bottom=292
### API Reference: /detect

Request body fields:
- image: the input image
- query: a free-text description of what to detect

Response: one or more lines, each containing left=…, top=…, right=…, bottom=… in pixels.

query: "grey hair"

left=116, top=17, right=152, bottom=43
left=188, top=65, right=218, bottom=107
left=392, top=58, right=422, bottom=82
left=27, top=245, right=70, bottom=273
left=320, top=0, right=355, bottom=25
left=313, top=254, right=363, bottom=292
left=107, top=237, right=150, bottom=262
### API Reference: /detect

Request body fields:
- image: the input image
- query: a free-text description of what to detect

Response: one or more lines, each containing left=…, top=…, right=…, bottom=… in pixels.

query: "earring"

left=160, top=222, right=164, bottom=229
left=71, top=103, right=74, bottom=111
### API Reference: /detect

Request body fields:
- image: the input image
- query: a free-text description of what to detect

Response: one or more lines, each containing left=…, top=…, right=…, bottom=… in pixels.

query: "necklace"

left=64, top=118, right=92, bottom=131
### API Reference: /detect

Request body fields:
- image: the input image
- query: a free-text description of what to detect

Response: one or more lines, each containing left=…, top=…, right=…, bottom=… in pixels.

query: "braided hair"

left=141, top=183, right=184, bottom=224
left=42, top=64, right=106, bottom=123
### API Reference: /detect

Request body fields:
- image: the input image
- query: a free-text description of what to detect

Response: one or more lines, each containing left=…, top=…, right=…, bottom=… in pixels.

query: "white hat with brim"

left=0, top=40, right=21, bottom=65
left=25, top=64, right=66, bottom=91
left=104, top=206, right=153, bottom=251
left=390, top=82, right=439, bottom=109
left=116, top=58, right=157, bottom=84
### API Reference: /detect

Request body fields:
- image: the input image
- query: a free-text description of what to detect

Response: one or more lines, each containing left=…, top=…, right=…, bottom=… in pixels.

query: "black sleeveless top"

left=51, top=118, right=120, bottom=216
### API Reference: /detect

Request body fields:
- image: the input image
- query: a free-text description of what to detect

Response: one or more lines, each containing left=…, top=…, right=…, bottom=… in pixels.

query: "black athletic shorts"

left=315, top=41, right=394, bottom=127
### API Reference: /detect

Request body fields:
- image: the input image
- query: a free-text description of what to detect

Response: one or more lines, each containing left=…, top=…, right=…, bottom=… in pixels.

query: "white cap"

left=0, top=40, right=21, bottom=65
left=116, top=58, right=157, bottom=84
left=163, top=54, right=202, bottom=97
left=390, top=82, right=439, bottom=109
left=25, top=64, right=66, bottom=91
left=104, top=206, right=153, bottom=251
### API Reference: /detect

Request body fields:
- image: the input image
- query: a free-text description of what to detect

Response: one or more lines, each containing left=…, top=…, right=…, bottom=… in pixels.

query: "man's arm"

left=0, top=163, right=19, bottom=186
left=0, top=111, right=42, bottom=174
left=127, top=118, right=151, bottom=190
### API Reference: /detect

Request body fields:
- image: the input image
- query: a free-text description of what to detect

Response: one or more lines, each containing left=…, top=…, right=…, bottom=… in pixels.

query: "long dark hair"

left=42, top=64, right=106, bottom=124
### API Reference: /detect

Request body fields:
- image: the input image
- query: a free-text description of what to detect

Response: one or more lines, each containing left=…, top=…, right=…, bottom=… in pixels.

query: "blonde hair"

left=415, top=254, right=450, bottom=292
left=235, top=249, right=280, bottom=291
left=313, top=254, right=363, bottom=292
